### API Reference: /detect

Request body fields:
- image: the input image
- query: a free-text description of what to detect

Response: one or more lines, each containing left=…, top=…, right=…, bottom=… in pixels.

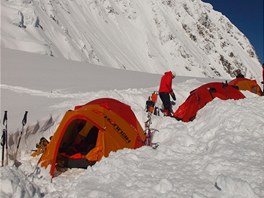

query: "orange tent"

left=38, top=98, right=146, bottom=177
left=228, top=78, right=263, bottom=96
left=173, top=82, right=245, bottom=122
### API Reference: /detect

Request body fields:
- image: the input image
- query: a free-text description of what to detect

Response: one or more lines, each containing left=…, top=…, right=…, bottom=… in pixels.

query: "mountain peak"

left=1, top=0, right=261, bottom=80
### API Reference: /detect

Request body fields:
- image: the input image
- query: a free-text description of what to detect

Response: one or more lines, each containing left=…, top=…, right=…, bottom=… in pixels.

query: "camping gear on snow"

left=173, top=82, right=245, bottom=122
left=31, top=137, right=50, bottom=157
left=145, top=91, right=159, bottom=115
left=144, top=112, right=159, bottom=149
left=37, top=98, right=146, bottom=177
left=228, top=78, right=263, bottom=96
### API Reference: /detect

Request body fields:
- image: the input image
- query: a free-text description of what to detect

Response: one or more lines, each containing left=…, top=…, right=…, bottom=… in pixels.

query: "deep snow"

left=1, top=1, right=263, bottom=197
left=1, top=49, right=264, bottom=198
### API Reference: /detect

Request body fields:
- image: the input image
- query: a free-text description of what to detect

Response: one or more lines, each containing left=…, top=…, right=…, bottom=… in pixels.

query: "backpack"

left=145, top=92, right=160, bottom=116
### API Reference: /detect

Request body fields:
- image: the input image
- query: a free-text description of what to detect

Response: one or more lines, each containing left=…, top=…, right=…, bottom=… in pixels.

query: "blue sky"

left=202, top=0, right=263, bottom=64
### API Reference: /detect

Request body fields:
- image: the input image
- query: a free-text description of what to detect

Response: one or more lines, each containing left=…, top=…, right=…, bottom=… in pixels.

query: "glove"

left=261, top=81, right=264, bottom=84
left=170, top=91, right=176, bottom=101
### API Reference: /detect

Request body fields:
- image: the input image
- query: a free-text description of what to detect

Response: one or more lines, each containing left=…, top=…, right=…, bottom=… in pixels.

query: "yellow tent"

left=229, top=78, right=262, bottom=96
left=37, top=98, right=146, bottom=177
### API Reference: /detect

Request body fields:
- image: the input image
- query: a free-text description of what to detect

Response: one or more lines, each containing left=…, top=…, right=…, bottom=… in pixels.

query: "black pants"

left=159, top=92, right=171, bottom=112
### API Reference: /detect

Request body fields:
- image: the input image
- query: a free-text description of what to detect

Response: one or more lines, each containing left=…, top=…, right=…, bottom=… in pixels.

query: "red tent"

left=173, top=82, right=245, bottom=122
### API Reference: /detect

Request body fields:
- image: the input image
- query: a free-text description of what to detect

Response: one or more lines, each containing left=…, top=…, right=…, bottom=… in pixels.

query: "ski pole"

left=1, top=111, right=8, bottom=167
left=15, top=111, right=28, bottom=159
left=3, top=111, right=8, bottom=165
left=1, top=129, right=6, bottom=167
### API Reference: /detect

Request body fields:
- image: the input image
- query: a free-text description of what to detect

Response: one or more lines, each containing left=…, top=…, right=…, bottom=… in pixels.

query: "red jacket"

left=159, top=71, right=173, bottom=93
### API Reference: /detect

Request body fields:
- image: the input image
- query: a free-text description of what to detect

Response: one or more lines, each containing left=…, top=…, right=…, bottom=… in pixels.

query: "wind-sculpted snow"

left=1, top=0, right=262, bottom=79
left=0, top=166, right=42, bottom=198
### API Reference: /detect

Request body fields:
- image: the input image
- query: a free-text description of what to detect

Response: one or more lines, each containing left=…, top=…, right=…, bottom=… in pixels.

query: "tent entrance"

left=59, top=119, right=99, bottom=157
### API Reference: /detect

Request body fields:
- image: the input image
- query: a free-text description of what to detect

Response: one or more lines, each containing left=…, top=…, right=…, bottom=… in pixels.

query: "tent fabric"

left=228, top=78, right=263, bottom=96
left=173, top=82, right=245, bottom=122
left=38, top=98, right=146, bottom=177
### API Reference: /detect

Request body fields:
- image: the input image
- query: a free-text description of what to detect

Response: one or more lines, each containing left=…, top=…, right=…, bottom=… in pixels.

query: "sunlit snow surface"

left=1, top=49, right=263, bottom=198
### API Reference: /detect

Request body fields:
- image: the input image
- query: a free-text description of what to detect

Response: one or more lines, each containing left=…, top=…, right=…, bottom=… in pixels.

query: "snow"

left=1, top=48, right=264, bottom=198
left=1, top=0, right=262, bottom=79
left=1, top=0, right=264, bottom=197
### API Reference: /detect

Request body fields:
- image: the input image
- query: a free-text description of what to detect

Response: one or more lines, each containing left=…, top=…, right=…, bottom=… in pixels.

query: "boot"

left=163, top=109, right=171, bottom=116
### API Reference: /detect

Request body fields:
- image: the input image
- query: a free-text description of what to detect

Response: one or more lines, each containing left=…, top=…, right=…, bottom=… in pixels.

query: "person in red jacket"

left=158, top=71, right=176, bottom=116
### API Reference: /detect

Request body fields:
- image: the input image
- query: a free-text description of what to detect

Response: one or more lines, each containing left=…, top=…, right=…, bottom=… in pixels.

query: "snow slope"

left=1, top=1, right=264, bottom=197
left=1, top=49, right=264, bottom=198
left=1, top=0, right=262, bottom=79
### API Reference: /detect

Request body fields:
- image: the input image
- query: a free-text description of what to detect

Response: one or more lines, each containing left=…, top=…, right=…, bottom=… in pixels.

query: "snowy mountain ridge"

left=1, top=0, right=261, bottom=79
